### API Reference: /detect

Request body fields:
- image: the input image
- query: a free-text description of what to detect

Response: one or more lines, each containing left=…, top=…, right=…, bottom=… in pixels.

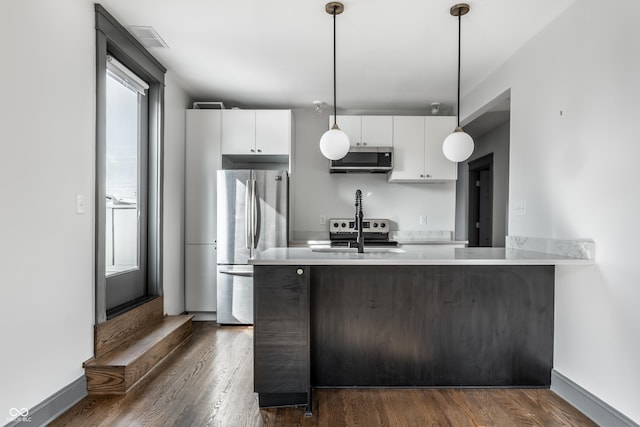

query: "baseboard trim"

left=6, top=368, right=635, bottom=426
left=3, top=376, right=87, bottom=427
left=551, top=369, right=638, bottom=427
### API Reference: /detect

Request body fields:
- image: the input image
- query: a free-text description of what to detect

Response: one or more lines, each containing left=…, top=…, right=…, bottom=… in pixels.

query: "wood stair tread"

left=85, top=298, right=194, bottom=395
left=86, top=315, right=193, bottom=367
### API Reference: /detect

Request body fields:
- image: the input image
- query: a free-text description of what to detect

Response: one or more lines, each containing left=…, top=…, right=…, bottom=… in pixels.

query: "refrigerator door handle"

left=219, top=269, right=254, bottom=277
left=252, top=179, right=258, bottom=249
left=245, top=180, right=252, bottom=249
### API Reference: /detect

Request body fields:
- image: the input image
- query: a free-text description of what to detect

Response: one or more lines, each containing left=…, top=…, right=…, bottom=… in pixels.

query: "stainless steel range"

left=329, top=218, right=398, bottom=247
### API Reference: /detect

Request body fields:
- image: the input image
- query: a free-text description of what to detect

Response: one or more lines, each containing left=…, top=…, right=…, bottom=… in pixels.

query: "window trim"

left=95, top=4, right=166, bottom=323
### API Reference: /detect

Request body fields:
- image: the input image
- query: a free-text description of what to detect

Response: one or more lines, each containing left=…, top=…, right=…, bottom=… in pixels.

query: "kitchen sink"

left=311, top=247, right=406, bottom=254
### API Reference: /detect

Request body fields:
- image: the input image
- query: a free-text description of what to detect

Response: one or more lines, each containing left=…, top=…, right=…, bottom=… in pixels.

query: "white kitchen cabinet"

left=185, top=109, right=221, bottom=313
left=185, top=244, right=217, bottom=312
left=186, top=110, right=221, bottom=244
left=330, top=115, right=360, bottom=147
left=255, top=110, right=291, bottom=155
left=221, top=109, right=256, bottom=155
left=330, top=115, right=393, bottom=147
left=361, top=116, right=393, bottom=147
left=222, top=109, right=291, bottom=155
left=424, top=116, right=458, bottom=181
left=388, top=116, right=425, bottom=181
left=388, top=116, right=457, bottom=182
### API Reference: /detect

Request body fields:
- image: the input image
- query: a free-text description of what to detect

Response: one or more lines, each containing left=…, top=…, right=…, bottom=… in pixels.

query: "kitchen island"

left=249, top=241, right=593, bottom=414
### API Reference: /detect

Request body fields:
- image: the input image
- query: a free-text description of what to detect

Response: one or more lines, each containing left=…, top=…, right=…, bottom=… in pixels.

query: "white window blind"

left=106, top=55, right=149, bottom=95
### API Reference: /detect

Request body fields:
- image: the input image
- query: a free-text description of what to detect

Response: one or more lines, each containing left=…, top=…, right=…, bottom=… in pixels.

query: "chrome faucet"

left=351, top=189, right=365, bottom=253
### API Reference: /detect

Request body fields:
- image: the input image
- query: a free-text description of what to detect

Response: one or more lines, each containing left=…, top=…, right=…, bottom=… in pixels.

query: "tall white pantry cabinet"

left=185, top=110, right=221, bottom=315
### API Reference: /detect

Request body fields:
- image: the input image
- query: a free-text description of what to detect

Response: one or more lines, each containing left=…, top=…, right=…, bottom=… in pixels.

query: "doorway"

left=95, top=5, right=166, bottom=323
left=468, top=154, right=493, bottom=247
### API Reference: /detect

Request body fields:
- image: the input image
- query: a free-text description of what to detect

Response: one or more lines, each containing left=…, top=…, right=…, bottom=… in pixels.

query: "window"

left=105, top=57, right=147, bottom=276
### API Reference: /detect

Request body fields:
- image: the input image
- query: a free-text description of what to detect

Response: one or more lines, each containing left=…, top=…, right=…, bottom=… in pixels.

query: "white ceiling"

left=96, top=0, right=575, bottom=112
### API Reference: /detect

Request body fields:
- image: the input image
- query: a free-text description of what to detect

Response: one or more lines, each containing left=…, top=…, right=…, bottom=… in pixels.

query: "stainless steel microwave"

left=329, top=146, right=393, bottom=173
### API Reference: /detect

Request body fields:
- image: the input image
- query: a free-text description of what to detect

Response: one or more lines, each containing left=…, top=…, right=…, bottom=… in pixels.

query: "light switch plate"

left=76, top=194, right=86, bottom=214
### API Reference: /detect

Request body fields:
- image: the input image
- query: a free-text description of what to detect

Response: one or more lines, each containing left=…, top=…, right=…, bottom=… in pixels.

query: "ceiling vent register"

left=126, top=26, right=169, bottom=48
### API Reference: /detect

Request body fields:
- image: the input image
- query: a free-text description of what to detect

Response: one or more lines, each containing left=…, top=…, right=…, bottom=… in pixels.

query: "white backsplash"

left=391, top=230, right=453, bottom=242
left=506, top=236, right=595, bottom=260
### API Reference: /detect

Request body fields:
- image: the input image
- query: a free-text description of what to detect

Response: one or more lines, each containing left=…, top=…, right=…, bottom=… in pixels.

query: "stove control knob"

left=341, top=222, right=347, bottom=228
left=380, top=223, right=386, bottom=228
left=333, top=222, right=339, bottom=228
left=373, top=222, right=379, bottom=228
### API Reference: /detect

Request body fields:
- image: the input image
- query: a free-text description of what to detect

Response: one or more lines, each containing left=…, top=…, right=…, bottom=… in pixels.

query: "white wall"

left=0, top=0, right=190, bottom=416
left=163, top=73, right=190, bottom=315
left=463, top=0, right=640, bottom=422
left=0, top=0, right=95, bottom=415
left=291, top=110, right=456, bottom=239
left=455, top=120, right=510, bottom=246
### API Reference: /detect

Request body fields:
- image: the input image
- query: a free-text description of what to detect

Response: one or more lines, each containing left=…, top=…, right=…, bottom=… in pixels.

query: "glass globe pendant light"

left=319, top=2, right=350, bottom=161
left=442, top=3, right=474, bottom=163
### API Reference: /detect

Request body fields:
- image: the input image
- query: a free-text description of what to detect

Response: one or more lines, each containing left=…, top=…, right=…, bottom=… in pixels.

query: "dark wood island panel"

left=311, top=265, right=554, bottom=387
left=254, top=264, right=554, bottom=411
left=253, top=265, right=311, bottom=412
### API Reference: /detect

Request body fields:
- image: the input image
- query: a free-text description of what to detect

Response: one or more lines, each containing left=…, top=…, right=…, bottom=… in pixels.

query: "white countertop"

left=249, top=245, right=594, bottom=266
left=288, top=240, right=468, bottom=247
left=396, top=239, right=468, bottom=245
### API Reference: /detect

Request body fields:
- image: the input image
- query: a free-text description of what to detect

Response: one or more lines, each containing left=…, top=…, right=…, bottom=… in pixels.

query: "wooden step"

left=84, top=314, right=193, bottom=395
left=95, top=297, right=165, bottom=358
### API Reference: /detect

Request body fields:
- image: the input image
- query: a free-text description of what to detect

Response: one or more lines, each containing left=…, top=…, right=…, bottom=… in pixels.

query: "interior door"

left=468, top=154, right=494, bottom=247
left=478, top=170, right=493, bottom=246
left=104, top=60, right=149, bottom=310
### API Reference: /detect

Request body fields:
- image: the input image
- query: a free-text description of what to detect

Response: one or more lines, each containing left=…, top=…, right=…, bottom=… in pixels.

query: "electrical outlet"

left=320, top=215, right=326, bottom=225
left=419, top=215, right=427, bottom=225
left=514, top=200, right=527, bottom=216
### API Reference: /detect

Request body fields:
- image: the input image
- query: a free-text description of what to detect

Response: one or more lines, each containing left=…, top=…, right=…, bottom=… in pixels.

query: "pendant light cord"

left=333, top=6, right=337, bottom=126
left=456, top=10, right=461, bottom=128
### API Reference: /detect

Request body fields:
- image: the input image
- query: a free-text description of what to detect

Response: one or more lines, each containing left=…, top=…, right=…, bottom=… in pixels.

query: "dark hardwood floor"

left=50, top=322, right=596, bottom=427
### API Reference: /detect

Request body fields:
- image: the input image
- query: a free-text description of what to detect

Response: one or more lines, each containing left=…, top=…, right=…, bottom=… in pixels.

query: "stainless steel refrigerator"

left=216, top=169, right=288, bottom=324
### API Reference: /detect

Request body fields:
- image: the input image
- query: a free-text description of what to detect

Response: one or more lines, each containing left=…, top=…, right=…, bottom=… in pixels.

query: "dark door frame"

left=468, top=153, right=494, bottom=247
left=95, top=5, right=166, bottom=323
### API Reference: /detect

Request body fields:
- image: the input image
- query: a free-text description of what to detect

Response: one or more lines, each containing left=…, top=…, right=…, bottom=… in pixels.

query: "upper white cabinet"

left=388, top=116, right=457, bottom=182
left=221, top=110, right=255, bottom=155
left=332, top=115, right=360, bottom=146
left=424, top=116, right=458, bottom=181
left=388, top=116, right=425, bottom=182
left=255, top=110, right=291, bottom=155
left=222, top=109, right=292, bottom=155
left=361, top=116, right=393, bottom=147
left=330, top=115, right=393, bottom=147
